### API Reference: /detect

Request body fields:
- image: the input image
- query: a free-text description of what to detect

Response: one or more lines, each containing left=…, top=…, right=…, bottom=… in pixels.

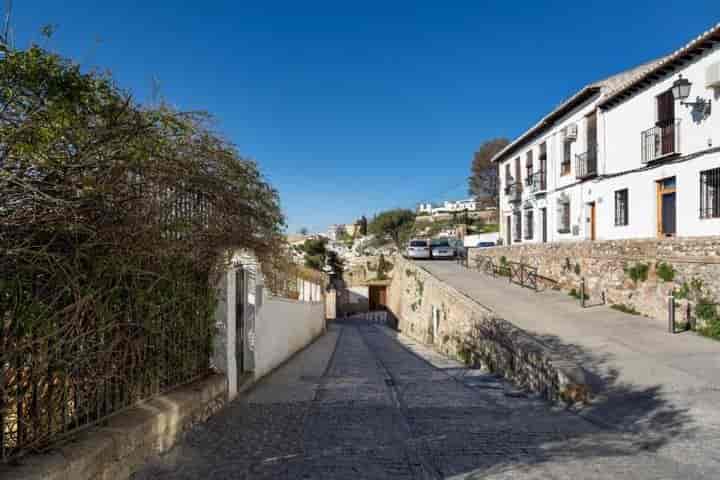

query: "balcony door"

left=656, top=91, right=676, bottom=155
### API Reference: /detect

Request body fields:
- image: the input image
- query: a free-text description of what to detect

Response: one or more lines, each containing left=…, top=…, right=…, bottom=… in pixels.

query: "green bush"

left=656, top=262, right=675, bottom=282
left=624, top=263, right=649, bottom=283
left=573, top=263, right=581, bottom=275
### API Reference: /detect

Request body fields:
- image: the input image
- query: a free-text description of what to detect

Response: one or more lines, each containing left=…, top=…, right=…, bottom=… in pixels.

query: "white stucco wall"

left=602, top=45, right=720, bottom=175
left=499, top=41, right=720, bottom=245
left=254, top=295, right=325, bottom=380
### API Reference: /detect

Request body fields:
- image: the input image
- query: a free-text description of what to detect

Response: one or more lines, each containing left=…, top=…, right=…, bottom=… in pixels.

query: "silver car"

left=430, top=238, right=456, bottom=259
left=406, top=239, right=431, bottom=259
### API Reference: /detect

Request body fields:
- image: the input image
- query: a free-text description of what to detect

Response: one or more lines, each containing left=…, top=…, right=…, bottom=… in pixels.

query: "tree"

left=301, top=238, right=328, bottom=270
left=368, top=209, right=416, bottom=249
left=468, top=138, right=510, bottom=207
left=298, top=227, right=309, bottom=236
left=357, top=215, right=368, bottom=236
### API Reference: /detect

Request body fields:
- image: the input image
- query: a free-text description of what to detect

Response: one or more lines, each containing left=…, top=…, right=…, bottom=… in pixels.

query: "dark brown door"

left=589, top=203, right=596, bottom=241
left=586, top=111, right=598, bottom=172
left=657, top=177, right=677, bottom=237
left=656, top=91, right=675, bottom=155
left=369, top=286, right=387, bottom=311
left=541, top=208, right=547, bottom=243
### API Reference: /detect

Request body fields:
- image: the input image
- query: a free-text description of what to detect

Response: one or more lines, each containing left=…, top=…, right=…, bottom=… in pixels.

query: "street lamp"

left=671, top=74, right=711, bottom=115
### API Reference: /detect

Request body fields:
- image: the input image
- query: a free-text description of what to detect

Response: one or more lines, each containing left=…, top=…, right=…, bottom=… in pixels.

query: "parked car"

left=430, top=238, right=456, bottom=259
left=406, top=239, right=431, bottom=259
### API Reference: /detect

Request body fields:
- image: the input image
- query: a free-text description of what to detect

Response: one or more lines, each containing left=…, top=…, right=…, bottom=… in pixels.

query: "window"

left=700, top=167, right=720, bottom=219
left=505, top=164, right=512, bottom=188
left=524, top=208, right=534, bottom=239
left=525, top=150, right=534, bottom=185
left=561, top=141, right=572, bottom=176
left=515, top=157, right=522, bottom=191
left=557, top=198, right=571, bottom=233
left=513, top=211, right=522, bottom=242
left=615, top=189, right=629, bottom=226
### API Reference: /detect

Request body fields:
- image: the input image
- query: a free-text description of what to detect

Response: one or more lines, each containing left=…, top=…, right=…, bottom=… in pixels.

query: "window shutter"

left=657, top=91, right=674, bottom=126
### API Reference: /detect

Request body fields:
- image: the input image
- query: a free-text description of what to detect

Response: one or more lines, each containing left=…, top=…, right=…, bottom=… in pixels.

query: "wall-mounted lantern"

left=672, top=74, right=711, bottom=115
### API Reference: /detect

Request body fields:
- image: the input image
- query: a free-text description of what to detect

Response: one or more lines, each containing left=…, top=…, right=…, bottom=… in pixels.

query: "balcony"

left=641, top=119, right=680, bottom=164
left=575, top=144, right=598, bottom=180
left=529, top=170, right=547, bottom=194
left=505, top=182, right=522, bottom=203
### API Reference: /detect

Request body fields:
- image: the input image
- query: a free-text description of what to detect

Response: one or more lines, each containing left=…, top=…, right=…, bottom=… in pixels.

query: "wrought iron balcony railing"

left=575, top=144, right=598, bottom=179
left=505, top=182, right=522, bottom=203
left=529, top=170, right=547, bottom=193
left=641, top=119, right=680, bottom=164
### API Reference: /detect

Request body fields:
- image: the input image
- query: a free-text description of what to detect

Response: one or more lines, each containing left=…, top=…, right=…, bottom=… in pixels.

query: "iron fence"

left=1, top=271, right=214, bottom=462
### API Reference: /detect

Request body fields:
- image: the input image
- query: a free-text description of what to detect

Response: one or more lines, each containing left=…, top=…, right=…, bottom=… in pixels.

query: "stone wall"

left=2, top=375, right=227, bottom=480
left=468, top=236, right=720, bottom=322
left=387, top=257, right=589, bottom=404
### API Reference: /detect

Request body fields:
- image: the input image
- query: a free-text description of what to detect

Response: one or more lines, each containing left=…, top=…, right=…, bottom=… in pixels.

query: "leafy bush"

left=656, top=262, right=675, bottom=282
left=574, top=263, right=581, bottom=275
left=624, top=263, right=649, bottom=283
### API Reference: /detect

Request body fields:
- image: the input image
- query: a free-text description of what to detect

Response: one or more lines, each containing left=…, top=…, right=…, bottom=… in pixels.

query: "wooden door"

left=589, top=203, right=596, bottom=241
left=541, top=208, right=547, bottom=243
left=506, top=216, right=512, bottom=244
left=657, top=177, right=677, bottom=237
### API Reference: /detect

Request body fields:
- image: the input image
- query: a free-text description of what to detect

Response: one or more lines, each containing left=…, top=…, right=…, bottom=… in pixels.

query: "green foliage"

left=376, top=254, right=389, bottom=280
left=674, top=282, right=691, bottom=300
left=469, top=137, right=510, bottom=205
left=656, top=262, right=675, bottom=282
left=696, top=300, right=720, bottom=338
left=457, top=345, right=472, bottom=365
left=300, top=238, right=328, bottom=270
left=568, top=288, right=580, bottom=299
left=573, top=263, right=581, bottom=275
left=369, top=209, right=416, bottom=248
left=611, top=304, right=640, bottom=315
left=0, top=46, right=287, bottom=455
left=624, top=263, right=649, bottom=283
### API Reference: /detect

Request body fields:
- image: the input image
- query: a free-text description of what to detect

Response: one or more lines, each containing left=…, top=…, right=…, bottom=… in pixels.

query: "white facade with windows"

left=496, top=23, right=720, bottom=245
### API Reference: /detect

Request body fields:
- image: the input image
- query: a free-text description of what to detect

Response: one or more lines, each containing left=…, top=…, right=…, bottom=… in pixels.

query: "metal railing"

left=641, top=119, right=681, bottom=164
left=529, top=170, right=547, bottom=193
left=575, top=144, right=598, bottom=179
left=507, top=261, right=538, bottom=291
left=505, top=182, right=522, bottom=203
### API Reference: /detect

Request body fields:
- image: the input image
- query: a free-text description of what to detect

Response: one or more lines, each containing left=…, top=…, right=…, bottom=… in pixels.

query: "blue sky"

left=9, top=2, right=719, bottom=233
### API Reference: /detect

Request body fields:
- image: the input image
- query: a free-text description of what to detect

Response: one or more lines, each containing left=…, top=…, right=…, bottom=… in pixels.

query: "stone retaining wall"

left=469, top=236, right=720, bottom=321
left=1, top=374, right=227, bottom=480
left=387, top=257, right=589, bottom=404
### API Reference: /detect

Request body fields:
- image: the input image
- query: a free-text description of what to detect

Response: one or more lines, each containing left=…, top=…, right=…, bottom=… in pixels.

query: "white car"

left=406, top=239, right=431, bottom=259
left=430, top=238, right=456, bottom=259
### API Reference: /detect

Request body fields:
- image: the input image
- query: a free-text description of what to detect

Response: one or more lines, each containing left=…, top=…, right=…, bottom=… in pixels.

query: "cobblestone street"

left=133, top=322, right=710, bottom=479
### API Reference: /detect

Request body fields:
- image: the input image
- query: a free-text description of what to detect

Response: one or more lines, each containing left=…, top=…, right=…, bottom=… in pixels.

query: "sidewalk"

left=417, top=260, right=720, bottom=474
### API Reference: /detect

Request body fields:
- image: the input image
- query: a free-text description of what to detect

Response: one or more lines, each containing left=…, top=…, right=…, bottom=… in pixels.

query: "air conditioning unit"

left=563, top=124, right=578, bottom=142
left=706, top=61, right=720, bottom=88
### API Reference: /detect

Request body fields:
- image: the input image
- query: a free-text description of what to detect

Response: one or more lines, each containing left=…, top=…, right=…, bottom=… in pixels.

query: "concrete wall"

left=254, top=296, right=325, bottom=379
left=386, top=257, right=588, bottom=403
left=469, top=237, right=720, bottom=321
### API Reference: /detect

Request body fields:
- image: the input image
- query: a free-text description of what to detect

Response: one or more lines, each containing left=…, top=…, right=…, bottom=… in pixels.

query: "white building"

left=417, top=198, right=478, bottom=215
left=496, top=23, right=720, bottom=245
left=325, top=224, right=345, bottom=241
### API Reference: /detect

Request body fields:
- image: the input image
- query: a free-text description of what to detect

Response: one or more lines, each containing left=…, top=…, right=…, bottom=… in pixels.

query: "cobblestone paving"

left=133, top=322, right=711, bottom=479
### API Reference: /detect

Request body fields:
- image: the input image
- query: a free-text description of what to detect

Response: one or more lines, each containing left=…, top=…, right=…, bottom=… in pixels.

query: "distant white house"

left=417, top=198, right=478, bottom=215
left=496, top=23, right=720, bottom=245
left=325, top=224, right=345, bottom=241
